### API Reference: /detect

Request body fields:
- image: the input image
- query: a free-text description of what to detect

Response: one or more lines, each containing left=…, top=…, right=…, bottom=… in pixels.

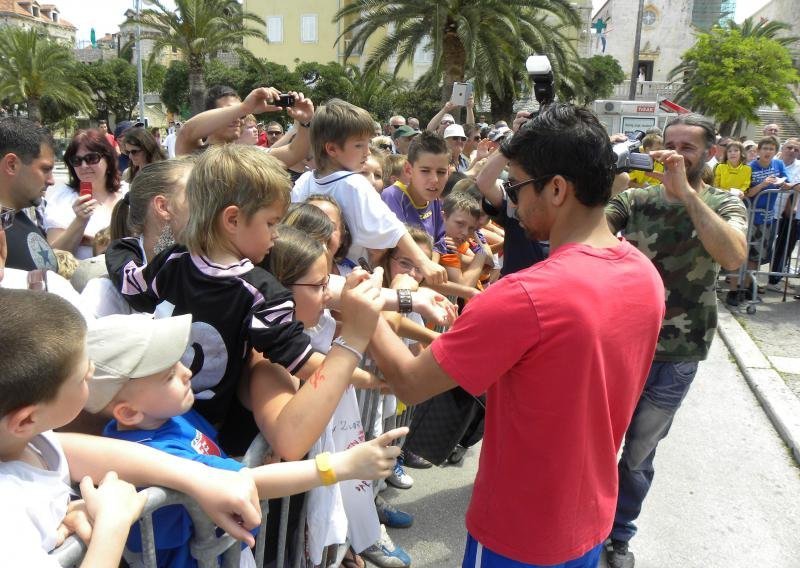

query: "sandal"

left=340, top=547, right=366, bottom=568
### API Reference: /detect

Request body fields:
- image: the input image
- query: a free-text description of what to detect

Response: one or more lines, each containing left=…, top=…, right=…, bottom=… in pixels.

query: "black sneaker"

left=725, top=290, right=740, bottom=307
left=402, top=450, right=433, bottom=469
left=604, top=539, right=635, bottom=568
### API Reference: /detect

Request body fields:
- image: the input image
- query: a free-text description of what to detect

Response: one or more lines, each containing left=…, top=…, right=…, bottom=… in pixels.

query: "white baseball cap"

left=443, top=124, right=466, bottom=139
left=85, top=314, right=192, bottom=413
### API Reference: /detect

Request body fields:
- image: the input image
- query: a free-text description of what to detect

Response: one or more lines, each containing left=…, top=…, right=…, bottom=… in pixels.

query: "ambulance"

left=592, top=98, right=690, bottom=137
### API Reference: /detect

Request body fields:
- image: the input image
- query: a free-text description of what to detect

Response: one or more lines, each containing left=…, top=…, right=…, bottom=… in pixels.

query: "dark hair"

left=269, top=225, right=327, bottom=287
left=64, top=129, right=122, bottom=192
left=123, top=127, right=166, bottom=182
left=282, top=202, right=334, bottom=245
left=381, top=225, right=432, bottom=287
left=500, top=104, right=615, bottom=207
left=757, top=136, right=779, bottom=150
left=407, top=130, right=448, bottom=165
left=0, top=289, right=87, bottom=418
left=204, top=84, right=239, bottom=111
left=443, top=191, right=481, bottom=218
left=442, top=171, right=467, bottom=198
left=663, top=113, right=716, bottom=151
left=311, top=99, right=375, bottom=169
left=0, top=117, right=54, bottom=164
left=305, top=193, right=352, bottom=264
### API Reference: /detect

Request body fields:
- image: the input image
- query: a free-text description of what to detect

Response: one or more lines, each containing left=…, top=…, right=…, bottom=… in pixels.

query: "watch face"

left=642, top=9, right=657, bottom=25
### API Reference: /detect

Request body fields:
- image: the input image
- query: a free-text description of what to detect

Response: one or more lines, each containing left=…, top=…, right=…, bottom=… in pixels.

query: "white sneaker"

left=360, top=525, right=412, bottom=568
left=386, top=456, right=413, bottom=489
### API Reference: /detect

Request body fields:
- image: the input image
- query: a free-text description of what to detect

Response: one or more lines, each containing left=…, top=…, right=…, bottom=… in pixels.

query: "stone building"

left=0, top=0, right=75, bottom=43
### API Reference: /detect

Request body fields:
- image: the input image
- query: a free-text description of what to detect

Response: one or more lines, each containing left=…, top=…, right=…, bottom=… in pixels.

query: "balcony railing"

left=611, top=81, right=682, bottom=101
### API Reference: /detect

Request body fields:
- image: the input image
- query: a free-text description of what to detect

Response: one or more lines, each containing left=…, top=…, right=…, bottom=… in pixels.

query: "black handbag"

left=403, top=387, right=485, bottom=466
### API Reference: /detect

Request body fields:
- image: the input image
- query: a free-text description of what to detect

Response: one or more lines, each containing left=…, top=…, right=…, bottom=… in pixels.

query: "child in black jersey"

left=106, top=145, right=379, bottom=450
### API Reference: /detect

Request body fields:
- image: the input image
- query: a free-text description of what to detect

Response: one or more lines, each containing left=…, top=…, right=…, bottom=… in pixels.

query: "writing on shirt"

left=191, top=429, right=222, bottom=456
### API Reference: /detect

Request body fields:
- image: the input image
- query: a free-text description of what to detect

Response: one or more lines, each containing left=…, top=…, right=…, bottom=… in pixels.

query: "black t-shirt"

left=4, top=209, right=58, bottom=271
left=482, top=196, right=547, bottom=276
left=106, top=239, right=314, bottom=427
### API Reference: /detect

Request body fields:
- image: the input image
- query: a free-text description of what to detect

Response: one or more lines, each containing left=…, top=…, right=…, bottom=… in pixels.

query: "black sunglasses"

left=378, top=144, right=393, bottom=150
left=69, top=152, right=103, bottom=167
left=0, top=205, right=14, bottom=230
left=503, top=174, right=558, bottom=205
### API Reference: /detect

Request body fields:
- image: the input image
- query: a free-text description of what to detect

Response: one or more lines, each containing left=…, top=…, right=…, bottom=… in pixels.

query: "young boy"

left=381, top=131, right=450, bottom=250
left=0, top=289, right=263, bottom=567
left=291, top=98, right=446, bottom=285
left=382, top=154, right=410, bottom=189
left=84, top=312, right=405, bottom=568
left=435, top=192, right=493, bottom=294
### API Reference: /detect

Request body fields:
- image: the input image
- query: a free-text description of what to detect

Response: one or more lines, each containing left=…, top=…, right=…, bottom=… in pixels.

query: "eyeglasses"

left=503, top=174, right=560, bottom=205
left=292, top=275, right=329, bottom=294
left=391, top=256, right=423, bottom=276
left=69, top=152, right=103, bottom=167
left=378, top=144, right=392, bottom=151
left=126, top=148, right=142, bottom=156
left=0, top=205, right=14, bottom=230
left=448, top=136, right=466, bottom=142
left=390, top=124, right=403, bottom=129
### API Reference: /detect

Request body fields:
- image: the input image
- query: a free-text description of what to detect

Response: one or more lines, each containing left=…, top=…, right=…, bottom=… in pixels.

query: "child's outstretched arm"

left=57, top=433, right=261, bottom=546
left=246, top=427, right=407, bottom=499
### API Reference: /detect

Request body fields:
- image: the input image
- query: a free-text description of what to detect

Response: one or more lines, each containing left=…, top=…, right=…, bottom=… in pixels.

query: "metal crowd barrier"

left=736, top=188, right=799, bottom=314
left=52, top=368, right=415, bottom=567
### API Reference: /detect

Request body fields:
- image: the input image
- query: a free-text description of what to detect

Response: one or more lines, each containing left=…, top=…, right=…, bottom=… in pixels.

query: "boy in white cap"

left=85, top=313, right=406, bottom=567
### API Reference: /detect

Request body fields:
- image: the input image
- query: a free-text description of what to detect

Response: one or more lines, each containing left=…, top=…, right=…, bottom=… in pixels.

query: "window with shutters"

left=266, top=16, right=283, bottom=44
left=300, top=14, right=317, bottom=43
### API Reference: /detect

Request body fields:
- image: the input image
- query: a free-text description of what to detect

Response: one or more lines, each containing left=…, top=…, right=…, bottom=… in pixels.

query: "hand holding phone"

left=357, top=257, right=373, bottom=273
left=79, top=181, right=92, bottom=197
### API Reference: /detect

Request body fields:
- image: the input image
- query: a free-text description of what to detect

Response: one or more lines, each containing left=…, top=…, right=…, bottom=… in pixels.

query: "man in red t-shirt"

left=368, top=104, right=666, bottom=567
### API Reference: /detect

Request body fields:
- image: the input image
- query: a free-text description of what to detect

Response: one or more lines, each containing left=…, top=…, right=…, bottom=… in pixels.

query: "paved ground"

left=719, top=276, right=800, bottom=399
left=377, top=337, right=800, bottom=568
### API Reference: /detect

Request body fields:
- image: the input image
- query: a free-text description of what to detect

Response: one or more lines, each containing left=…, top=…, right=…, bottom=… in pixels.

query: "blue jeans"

left=462, top=534, right=602, bottom=567
left=611, top=360, right=699, bottom=543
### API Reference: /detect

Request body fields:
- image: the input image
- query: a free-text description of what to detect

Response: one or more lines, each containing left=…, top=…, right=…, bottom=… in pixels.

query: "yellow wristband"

left=315, top=452, right=337, bottom=486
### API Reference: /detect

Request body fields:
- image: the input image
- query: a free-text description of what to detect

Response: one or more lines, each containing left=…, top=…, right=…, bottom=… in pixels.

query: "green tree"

left=0, top=28, right=92, bottom=123
left=161, top=60, right=190, bottom=116
left=135, top=0, right=267, bottom=116
left=77, top=58, right=139, bottom=121
left=572, top=55, right=626, bottom=106
left=334, top=0, right=581, bottom=105
left=144, top=61, right=167, bottom=94
left=669, top=19, right=800, bottom=135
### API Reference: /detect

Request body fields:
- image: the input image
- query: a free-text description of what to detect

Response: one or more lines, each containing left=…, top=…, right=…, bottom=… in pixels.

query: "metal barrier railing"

left=736, top=189, right=799, bottom=314
left=52, top=379, right=416, bottom=568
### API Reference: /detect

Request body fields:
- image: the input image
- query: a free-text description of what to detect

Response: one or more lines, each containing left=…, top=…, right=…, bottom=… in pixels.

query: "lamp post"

left=628, top=0, right=645, bottom=100
left=135, top=0, right=146, bottom=124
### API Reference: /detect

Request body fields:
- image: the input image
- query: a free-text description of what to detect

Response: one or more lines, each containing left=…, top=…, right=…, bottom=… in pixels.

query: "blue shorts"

left=462, top=533, right=602, bottom=568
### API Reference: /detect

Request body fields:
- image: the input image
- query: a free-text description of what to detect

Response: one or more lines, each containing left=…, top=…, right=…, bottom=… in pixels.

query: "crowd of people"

left=0, top=81, right=792, bottom=568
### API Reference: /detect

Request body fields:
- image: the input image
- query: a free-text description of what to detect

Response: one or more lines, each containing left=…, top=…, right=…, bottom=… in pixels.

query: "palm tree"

left=334, top=0, right=582, bottom=109
left=135, top=0, right=267, bottom=116
left=0, top=28, right=92, bottom=124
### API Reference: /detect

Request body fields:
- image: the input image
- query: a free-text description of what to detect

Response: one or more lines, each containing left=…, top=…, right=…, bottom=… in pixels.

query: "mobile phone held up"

left=275, top=93, right=295, bottom=108
left=358, top=257, right=373, bottom=273
left=450, top=82, right=472, bottom=107
left=79, top=181, right=92, bottom=198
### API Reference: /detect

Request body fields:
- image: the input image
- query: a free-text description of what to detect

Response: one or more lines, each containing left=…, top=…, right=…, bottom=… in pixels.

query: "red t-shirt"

left=431, top=240, right=665, bottom=564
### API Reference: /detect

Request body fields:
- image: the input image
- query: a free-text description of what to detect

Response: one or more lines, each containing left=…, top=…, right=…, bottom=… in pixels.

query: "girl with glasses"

left=122, top=127, right=166, bottom=183
left=45, top=129, right=127, bottom=259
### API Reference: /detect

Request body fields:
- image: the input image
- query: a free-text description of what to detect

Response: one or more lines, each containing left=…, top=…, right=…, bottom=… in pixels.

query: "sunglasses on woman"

left=69, top=152, right=103, bottom=167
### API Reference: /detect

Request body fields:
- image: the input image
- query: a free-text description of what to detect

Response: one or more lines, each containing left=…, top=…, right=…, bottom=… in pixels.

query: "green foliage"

left=576, top=55, right=626, bottom=105
left=0, top=28, right=92, bottom=123
left=144, top=62, right=167, bottom=94
left=77, top=58, right=139, bottom=121
left=392, top=84, right=443, bottom=125
left=205, top=59, right=247, bottom=95
left=295, top=62, right=355, bottom=106
left=334, top=0, right=581, bottom=104
left=161, top=60, right=189, bottom=116
left=670, top=21, right=800, bottom=129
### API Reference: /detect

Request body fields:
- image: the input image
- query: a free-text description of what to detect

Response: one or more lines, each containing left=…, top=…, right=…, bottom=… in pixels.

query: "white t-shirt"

left=43, top=183, right=128, bottom=260
left=0, top=431, right=72, bottom=567
left=164, top=132, right=178, bottom=159
left=292, top=171, right=407, bottom=261
left=1, top=267, right=94, bottom=321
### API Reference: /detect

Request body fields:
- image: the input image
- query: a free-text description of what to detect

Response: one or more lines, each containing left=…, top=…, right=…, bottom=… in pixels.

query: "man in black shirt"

left=0, top=118, right=57, bottom=271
